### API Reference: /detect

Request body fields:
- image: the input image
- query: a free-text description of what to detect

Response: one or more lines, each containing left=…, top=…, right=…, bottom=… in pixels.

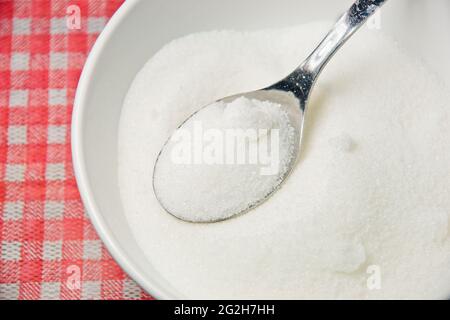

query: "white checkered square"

left=83, top=240, right=102, bottom=260
left=43, top=240, right=62, bottom=261
left=5, top=164, right=25, bottom=182
left=3, top=201, right=24, bottom=220
left=81, top=281, right=102, bottom=300
left=8, top=125, right=27, bottom=144
left=48, top=88, right=66, bottom=105
left=47, top=125, right=66, bottom=144
left=87, top=17, right=106, bottom=33
left=50, top=17, right=67, bottom=34
left=0, top=283, right=20, bottom=300
left=9, top=89, right=28, bottom=107
left=40, top=282, right=61, bottom=299
left=49, top=52, right=67, bottom=69
left=10, top=52, right=30, bottom=71
left=44, top=201, right=64, bottom=219
left=45, top=163, right=65, bottom=181
left=123, top=279, right=141, bottom=299
left=1, top=241, right=22, bottom=261
left=13, top=18, right=31, bottom=35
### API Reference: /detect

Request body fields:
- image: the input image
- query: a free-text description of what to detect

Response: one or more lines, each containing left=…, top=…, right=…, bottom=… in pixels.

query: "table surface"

left=0, top=0, right=152, bottom=300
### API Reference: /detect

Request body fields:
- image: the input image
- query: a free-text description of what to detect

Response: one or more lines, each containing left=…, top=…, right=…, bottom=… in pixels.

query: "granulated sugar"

left=153, top=96, right=297, bottom=222
left=118, top=22, right=450, bottom=299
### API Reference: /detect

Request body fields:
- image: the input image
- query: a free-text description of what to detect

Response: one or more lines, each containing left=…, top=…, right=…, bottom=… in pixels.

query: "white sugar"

left=118, top=22, right=450, bottom=299
left=153, top=96, right=297, bottom=222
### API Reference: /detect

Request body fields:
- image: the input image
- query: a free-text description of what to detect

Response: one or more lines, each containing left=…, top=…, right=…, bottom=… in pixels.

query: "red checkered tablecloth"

left=0, top=0, right=152, bottom=300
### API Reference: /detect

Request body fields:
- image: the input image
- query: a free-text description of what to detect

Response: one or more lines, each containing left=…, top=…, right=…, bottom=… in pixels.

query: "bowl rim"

left=71, top=0, right=169, bottom=300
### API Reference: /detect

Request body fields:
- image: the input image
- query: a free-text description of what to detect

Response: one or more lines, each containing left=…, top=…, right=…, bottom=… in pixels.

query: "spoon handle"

left=302, top=0, right=387, bottom=77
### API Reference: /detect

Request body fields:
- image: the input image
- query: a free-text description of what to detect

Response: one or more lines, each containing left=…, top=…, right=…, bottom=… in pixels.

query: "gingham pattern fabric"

left=0, top=0, right=152, bottom=300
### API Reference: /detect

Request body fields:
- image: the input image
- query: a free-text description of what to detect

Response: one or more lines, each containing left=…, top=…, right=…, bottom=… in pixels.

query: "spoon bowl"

left=153, top=88, right=302, bottom=223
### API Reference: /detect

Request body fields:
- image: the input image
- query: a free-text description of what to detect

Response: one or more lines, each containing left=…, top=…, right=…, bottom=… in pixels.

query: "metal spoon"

left=153, top=0, right=387, bottom=223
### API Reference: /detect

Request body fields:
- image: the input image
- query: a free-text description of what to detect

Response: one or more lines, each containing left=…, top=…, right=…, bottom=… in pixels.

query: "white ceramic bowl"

left=72, top=0, right=450, bottom=299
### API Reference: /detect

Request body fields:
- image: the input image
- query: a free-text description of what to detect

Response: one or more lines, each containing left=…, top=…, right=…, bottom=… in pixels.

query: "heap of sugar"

left=153, top=96, right=297, bottom=222
left=118, top=23, right=450, bottom=299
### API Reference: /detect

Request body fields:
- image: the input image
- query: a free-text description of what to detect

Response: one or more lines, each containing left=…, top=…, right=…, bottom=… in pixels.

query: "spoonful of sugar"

left=153, top=0, right=388, bottom=223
